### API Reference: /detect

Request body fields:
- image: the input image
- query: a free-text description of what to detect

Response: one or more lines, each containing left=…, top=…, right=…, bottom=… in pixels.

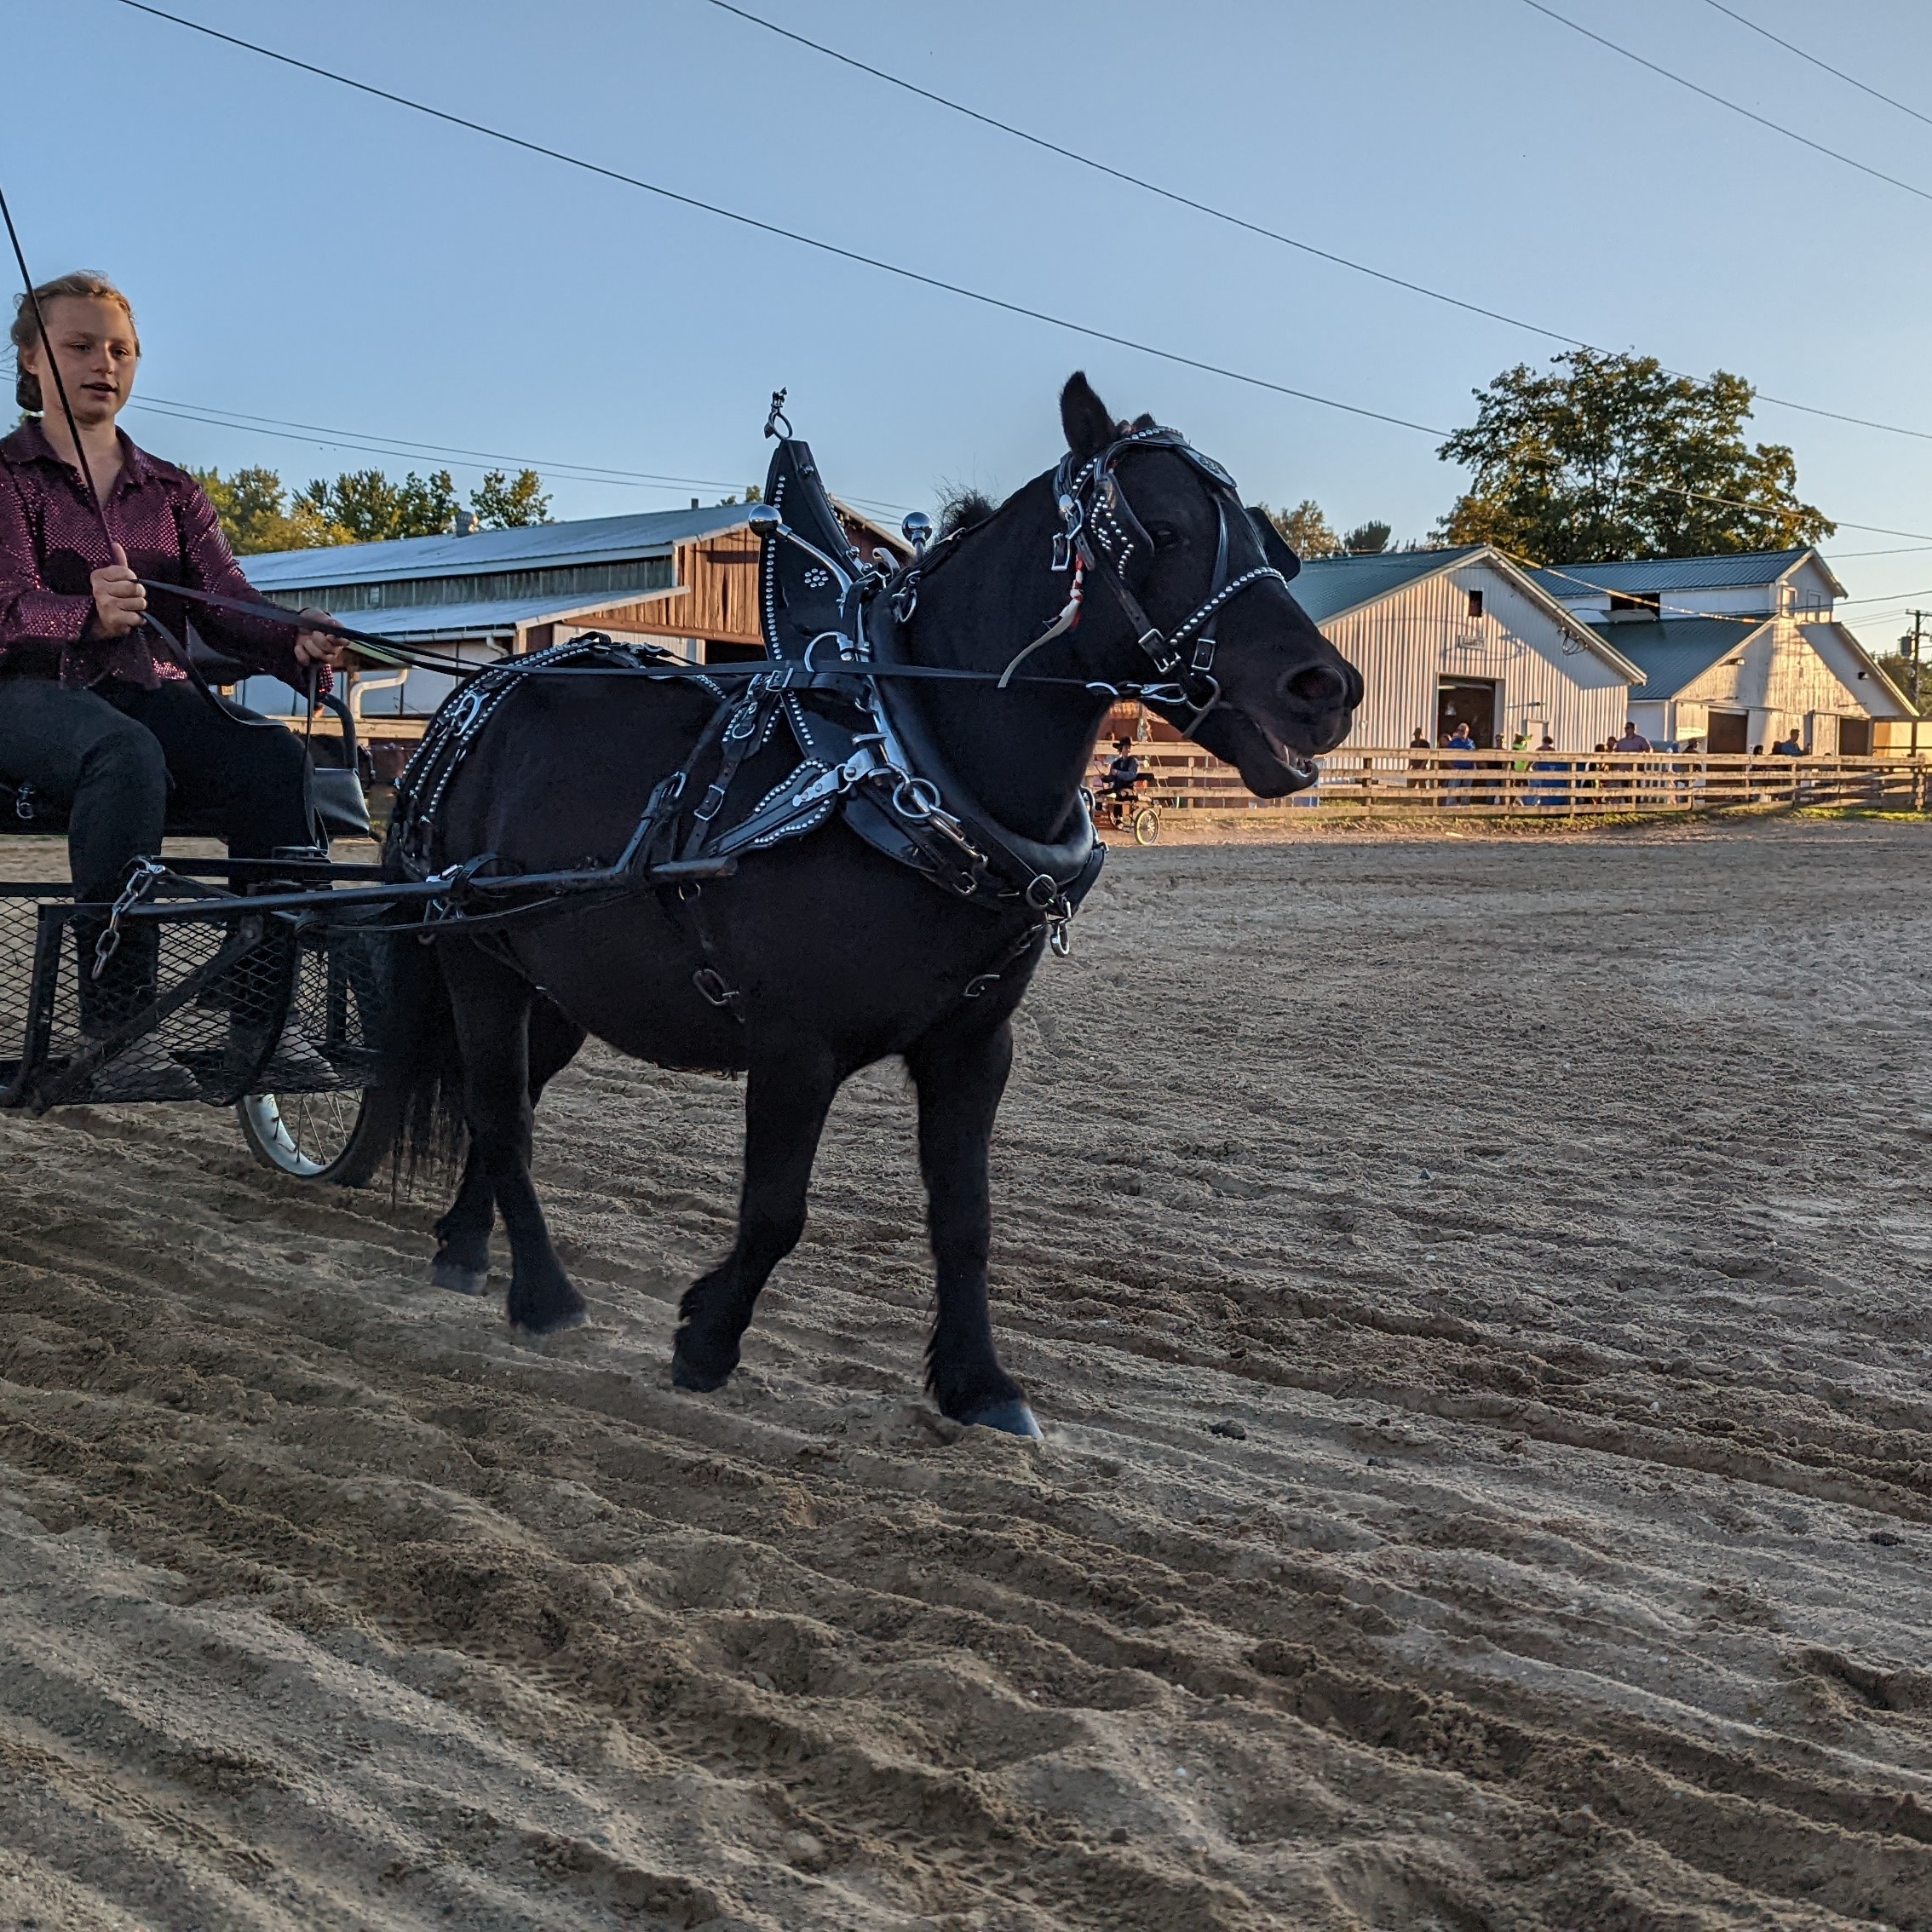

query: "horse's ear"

left=1248, top=506, right=1302, bottom=582
left=1061, top=371, right=1116, bottom=465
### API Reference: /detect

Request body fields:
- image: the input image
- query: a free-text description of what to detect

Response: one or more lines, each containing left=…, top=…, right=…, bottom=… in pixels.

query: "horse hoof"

left=511, top=1306, right=589, bottom=1337
left=671, top=1351, right=733, bottom=1394
left=431, top=1258, right=490, bottom=1296
left=960, top=1400, right=1044, bottom=1440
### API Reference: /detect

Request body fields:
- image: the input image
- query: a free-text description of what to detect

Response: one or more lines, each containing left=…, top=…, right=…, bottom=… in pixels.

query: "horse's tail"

left=377, top=923, right=468, bottom=1187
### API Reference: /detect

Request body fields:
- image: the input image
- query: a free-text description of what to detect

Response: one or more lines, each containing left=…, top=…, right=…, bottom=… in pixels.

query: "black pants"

left=0, top=676, right=314, bottom=900
left=0, top=676, right=314, bottom=1030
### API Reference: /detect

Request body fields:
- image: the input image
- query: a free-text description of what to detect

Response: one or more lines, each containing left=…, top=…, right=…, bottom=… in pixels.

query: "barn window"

left=1467, top=589, right=1484, bottom=619
left=1608, top=591, right=1661, bottom=618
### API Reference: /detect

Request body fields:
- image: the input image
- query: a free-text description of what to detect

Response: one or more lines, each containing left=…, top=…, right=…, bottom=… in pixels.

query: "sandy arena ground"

left=2, top=814, right=1931, bottom=1930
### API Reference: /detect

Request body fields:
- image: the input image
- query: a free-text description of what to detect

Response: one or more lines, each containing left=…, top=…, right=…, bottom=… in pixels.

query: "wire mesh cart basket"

left=0, top=858, right=401, bottom=1184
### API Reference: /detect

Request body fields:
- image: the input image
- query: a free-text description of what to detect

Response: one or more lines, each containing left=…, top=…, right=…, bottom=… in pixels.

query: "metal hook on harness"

left=891, top=773, right=944, bottom=821
left=763, top=388, right=791, bottom=440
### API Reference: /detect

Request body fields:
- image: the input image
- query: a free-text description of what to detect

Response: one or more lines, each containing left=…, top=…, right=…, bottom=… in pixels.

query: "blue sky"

left=9, top=0, right=1932, bottom=643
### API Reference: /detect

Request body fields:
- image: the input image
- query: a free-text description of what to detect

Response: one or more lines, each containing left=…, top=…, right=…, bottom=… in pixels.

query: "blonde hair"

left=10, top=271, right=139, bottom=415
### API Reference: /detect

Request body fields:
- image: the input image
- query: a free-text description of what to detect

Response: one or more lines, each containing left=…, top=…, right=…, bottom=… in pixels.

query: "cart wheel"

left=237, top=1084, right=400, bottom=1186
left=1133, top=804, right=1162, bottom=845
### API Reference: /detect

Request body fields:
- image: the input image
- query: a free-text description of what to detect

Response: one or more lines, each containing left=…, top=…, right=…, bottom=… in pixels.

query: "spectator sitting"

left=1101, top=736, right=1142, bottom=802
left=1771, top=730, right=1804, bottom=756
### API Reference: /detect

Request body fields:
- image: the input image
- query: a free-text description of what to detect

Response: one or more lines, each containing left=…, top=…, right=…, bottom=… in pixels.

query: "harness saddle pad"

left=758, top=437, right=865, bottom=666
left=748, top=434, right=1101, bottom=908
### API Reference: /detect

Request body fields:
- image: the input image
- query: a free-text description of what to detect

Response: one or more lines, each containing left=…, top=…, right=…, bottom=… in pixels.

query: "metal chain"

left=90, top=859, right=168, bottom=980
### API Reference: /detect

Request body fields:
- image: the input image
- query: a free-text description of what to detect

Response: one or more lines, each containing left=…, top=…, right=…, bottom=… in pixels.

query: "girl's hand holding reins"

left=292, top=607, right=350, bottom=670
left=88, top=541, right=147, bottom=638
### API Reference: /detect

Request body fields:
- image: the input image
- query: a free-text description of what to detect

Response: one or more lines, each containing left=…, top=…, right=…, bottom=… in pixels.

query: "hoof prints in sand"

left=1, top=818, right=1930, bottom=1928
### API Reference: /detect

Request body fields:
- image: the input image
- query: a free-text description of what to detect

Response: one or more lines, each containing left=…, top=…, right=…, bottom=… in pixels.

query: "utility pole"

left=1901, top=611, right=1928, bottom=757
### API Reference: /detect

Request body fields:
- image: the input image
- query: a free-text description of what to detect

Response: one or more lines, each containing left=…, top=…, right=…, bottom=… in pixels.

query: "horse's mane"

left=936, top=483, right=998, bottom=538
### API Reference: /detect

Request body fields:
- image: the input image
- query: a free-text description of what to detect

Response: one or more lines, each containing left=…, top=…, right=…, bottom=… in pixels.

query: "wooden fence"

left=1112, top=746, right=1932, bottom=816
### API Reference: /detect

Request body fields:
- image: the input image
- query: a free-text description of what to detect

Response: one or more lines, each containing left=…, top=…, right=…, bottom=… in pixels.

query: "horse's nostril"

left=1287, top=664, right=1350, bottom=709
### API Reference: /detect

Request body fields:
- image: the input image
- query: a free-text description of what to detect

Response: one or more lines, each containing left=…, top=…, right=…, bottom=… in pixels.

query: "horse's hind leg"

left=673, top=1045, right=837, bottom=1393
left=907, top=1017, right=1038, bottom=1437
left=431, top=992, right=586, bottom=1297
left=440, top=942, right=586, bottom=1334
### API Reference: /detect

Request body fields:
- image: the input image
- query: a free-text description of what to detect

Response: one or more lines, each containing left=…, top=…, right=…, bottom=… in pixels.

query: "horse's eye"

left=1148, top=523, right=1181, bottom=551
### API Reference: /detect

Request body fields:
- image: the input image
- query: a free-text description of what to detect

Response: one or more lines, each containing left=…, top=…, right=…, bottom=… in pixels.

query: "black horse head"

left=1058, top=372, right=1360, bottom=795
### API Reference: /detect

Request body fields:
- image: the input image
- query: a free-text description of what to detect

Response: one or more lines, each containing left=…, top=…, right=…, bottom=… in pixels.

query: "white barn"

left=1293, top=545, right=1640, bottom=750
left=1527, top=548, right=1913, bottom=754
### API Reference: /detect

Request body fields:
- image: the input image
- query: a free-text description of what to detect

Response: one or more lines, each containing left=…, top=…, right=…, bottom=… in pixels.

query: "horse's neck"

left=900, top=478, right=1123, bottom=841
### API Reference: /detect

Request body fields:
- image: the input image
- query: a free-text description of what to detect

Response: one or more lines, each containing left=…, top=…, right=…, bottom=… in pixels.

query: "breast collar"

left=1045, top=424, right=1291, bottom=722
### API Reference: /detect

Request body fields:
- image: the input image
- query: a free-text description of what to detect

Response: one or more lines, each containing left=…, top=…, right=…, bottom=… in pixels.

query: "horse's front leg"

left=440, top=941, right=586, bottom=1334
left=431, top=990, right=586, bottom=1298
left=673, top=1044, right=838, bottom=1392
left=906, top=1015, right=1038, bottom=1437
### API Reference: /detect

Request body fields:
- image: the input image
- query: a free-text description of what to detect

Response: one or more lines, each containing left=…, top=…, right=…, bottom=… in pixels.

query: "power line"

left=126, top=398, right=761, bottom=495
left=699, top=0, right=1932, bottom=449
left=700, top=0, right=1585, bottom=347
left=1518, top=0, right=1932, bottom=208
left=108, top=0, right=1441, bottom=440
left=1697, top=0, right=1932, bottom=133
left=1837, top=586, right=1932, bottom=606
left=122, top=392, right=912, bottom=514
left=1665, top=487, right=1932, bottom=543
left=88, top=0, right=1932, bottom=540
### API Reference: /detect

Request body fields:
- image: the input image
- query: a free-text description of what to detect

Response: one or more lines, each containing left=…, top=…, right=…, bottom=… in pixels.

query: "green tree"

left=1343, top=520, right=1392, bottom=555
left=294, top=468, right=462, bottom=542
left=470, top=468, right=552, bottom=528
left=1436, top=349, right=1834, bottom=564
left=193, top=465, right=351, bottom=554
left=1260, top=498, right=1341, bottom=559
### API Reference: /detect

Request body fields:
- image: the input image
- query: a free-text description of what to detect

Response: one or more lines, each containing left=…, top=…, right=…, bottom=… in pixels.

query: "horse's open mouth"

left=1255, top=722, right=1319, bottom=790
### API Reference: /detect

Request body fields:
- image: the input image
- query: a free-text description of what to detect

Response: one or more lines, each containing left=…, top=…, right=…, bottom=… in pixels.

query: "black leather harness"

left=385, top=405, right=1301, bottom=992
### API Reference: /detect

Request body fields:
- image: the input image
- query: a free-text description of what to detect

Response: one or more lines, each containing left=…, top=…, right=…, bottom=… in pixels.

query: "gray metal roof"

left=240, top=503, right=757, bottom=591
left=1290, top=547, right=1481, bottom=623
left=1581, top=615, right=1762, bottom=699
left=273, top=590, right=630, bottom=641
left=1530, top=549, right=1813, bottom=598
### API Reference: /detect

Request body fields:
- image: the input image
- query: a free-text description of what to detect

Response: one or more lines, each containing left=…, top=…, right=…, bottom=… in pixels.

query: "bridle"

left=1026, top=423, right=1292, bottom=725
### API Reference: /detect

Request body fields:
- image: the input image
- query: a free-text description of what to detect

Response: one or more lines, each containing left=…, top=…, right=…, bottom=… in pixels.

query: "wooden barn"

left=233, top=499, right=905, bottom=738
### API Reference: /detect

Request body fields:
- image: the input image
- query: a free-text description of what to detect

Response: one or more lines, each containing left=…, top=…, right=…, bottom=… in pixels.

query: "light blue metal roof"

left=258, top=589, right=631, bottom=641
left=1289, top=547, right=1479, bottom=623
left=1530, top=549, right=1812, bottom=599
left=1580, top=615, right=1762, bottom=699
left=240, top=503, right=757, bottom=590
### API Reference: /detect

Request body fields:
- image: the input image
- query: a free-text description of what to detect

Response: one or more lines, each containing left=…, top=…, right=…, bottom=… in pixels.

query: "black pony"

left=386, top=375, right=1358, bottom=1436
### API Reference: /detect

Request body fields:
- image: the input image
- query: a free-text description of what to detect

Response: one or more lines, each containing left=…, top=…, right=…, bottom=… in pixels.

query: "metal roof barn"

left=231, top=497, right=904, bottom=725
left=1291, top=546, right=1640, bottom=753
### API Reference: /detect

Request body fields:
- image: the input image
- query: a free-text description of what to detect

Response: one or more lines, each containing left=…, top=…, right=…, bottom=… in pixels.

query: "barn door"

left=1840, top=716, right=1872, bottom=756
left=1437, top=679, right=1498, bottom=745
left=1706, top=710, right=1747, bottom=755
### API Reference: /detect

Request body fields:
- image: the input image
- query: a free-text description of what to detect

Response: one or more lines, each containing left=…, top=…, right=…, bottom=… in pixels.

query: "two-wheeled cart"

left=0, top=695, right=399, bottom=1184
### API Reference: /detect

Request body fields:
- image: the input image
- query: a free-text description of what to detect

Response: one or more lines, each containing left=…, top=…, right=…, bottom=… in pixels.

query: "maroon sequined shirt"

left=0, top=419, right=307, bottom=690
